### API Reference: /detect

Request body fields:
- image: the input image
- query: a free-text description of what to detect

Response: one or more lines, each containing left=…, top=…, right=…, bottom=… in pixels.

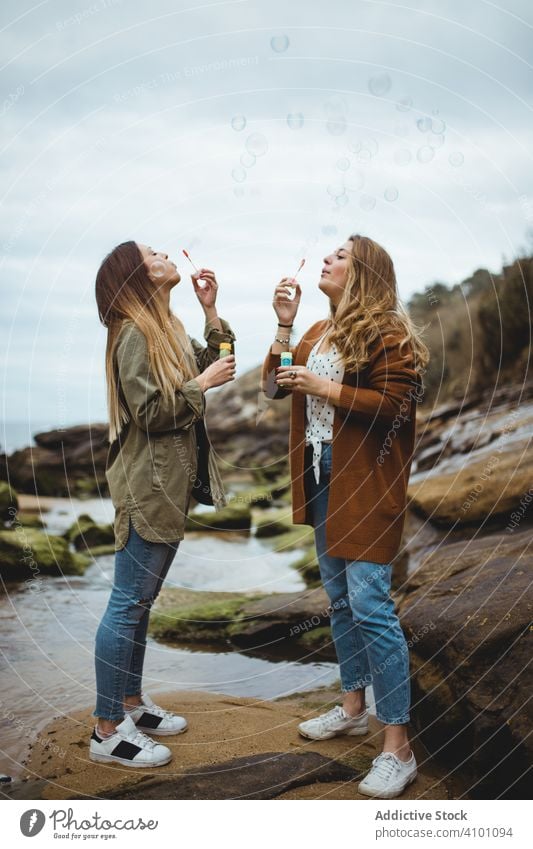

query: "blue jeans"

left=93, top=516, right=180, bottom=721
left=304, top=441, right=411, bottom=725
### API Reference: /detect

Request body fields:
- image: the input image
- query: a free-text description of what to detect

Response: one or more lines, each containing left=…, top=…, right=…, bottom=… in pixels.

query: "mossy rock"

left=63, top=513, right=115, bottom=550
left=258, top=524, right=314, bottom=552
left=185, top=501, right=251, bottom=532
left=0, top=528, right=90, bottom=581
left=12, top=512, right=45, bottom=529
left=86, top=543, right=117, bottom=558
left=0, top=481, right=18, bottom=521
left=255, top=509, right=296, bottom=538
left=298, top=626, right=332, bottom=650
left=149, top=594, right=264, bottom=643
left=289, top=546, right=320, bottom=587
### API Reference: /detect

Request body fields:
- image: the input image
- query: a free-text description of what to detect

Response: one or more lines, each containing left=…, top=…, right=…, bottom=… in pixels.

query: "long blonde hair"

left=95, top=240, right=198, bottom=443
left=328, top=233, right=430, bottom=375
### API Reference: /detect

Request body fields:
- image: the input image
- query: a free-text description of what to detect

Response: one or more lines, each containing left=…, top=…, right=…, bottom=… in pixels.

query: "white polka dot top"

left=305, top=330, right=345, bottom=484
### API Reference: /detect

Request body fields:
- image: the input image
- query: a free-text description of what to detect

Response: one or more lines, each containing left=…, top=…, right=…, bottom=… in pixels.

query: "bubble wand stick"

left=182, top=249, right=199, bottom=273
left=286, top=258, right=305, bottom=299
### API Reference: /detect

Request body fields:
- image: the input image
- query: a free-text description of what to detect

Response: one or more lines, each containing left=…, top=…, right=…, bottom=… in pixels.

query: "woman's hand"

left=273, top=278, right=301, bottom=325
left=275, top=365, right=327, bottom=396
left=196, top=355, right=236, bottom=392
left=192, top=268, right=218, bottom=310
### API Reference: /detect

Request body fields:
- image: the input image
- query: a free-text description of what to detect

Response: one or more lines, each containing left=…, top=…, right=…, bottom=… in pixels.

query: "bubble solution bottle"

left=219, top=342, right=232, bottom=358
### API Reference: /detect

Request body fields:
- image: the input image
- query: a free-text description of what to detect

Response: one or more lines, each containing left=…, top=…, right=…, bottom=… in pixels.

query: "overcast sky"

left=1, top=0, right=532, bottom=443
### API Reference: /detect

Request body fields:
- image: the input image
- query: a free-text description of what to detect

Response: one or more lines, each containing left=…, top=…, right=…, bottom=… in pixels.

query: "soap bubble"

left=240, top=151, right=256, bottom=168
left=417, top=117, right=433, bottom=133
left=449, top=151, right=464, bottom=167
left=345, top=171, right=365, bottom=192
left=231, top=115, right=246, bottom=131
left=417, top=145, right=435, bottom=163
left=368, top=73, right=392, bottom=96
left=150, top=260, right=166, bottom=278
left=335, top=192, right=349, bottom=207
left=336, top=156, right=351, bottom=171
left=232, top=166, right=247, bottom=182
left=430, top=133, right=445, bottom=149
left=245, top=133, right=268, bottom=156
left=431, top=118, right=446, bottom=134
left=326, top=116, right=347, bottom=135
left=327, top=183, right=346, bottom=198
left=360, top=194, right=376, bottom=211
left=396, top=96, right=413, bottom=112
left=324, top=96, right=348, bottom=116
left=384, top=186, right=399, bottom=202
left=287, top=112, right=304, bottom=130
left=233, top=186, right=245, bottom=198
left=271, top=35, right=289, bottom=53
left=394, top=148, right=412, bottom=165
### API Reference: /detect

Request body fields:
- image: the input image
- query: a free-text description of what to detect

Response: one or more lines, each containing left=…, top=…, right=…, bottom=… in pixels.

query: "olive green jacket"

left=105, top=316, right=236, bottom=549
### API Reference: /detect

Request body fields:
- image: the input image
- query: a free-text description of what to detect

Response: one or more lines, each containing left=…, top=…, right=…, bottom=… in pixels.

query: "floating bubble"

left=322, top=224, right=338, bottom=235
left=336, top=156, right=351, bottom=171
left=417, top=145, right=435, bottom=163
left=233, top=186, right=245, bottom=198
left=417, top=117, right=433, bottom=133
left=347, top=139, right=361, bottom=154
left=287, top=112, right=304, bottom=130
left=150, top=260, right=166, bottom=279
left=368, top=73, right=392, bottom=96
left=360, top=194, right=376, bottom=211
left=396, top=96, right=413, bottom=112
left=271, top=35, right=289, bottom=53
left=240, top=151, right=256, bottom=168
left=358, top=136, right=379, bottom=158
left=232, top=166, right=247, bottom=182
left=327, top=116, right=347, bottom=136
left=449, top=151, right=464, bottom=167
left=384, top=186, right=399, bottom=202
left=327, top=183, right=346, bottom=198
left=231, top=114, right=246, bottom=131
left=245, top=132, right=268, bottom=156
left=324, top=96, right=348, bottom=116
left=335, top=192, right=349, bottom=207
left=394, top=148, right=412, bottom=165
left=345, top=171, right=365, bottom=192
left=431, top=118, right=446, bottom=134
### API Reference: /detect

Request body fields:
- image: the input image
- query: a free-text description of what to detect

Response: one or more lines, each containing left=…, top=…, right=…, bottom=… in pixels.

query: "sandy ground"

left=7, top=687, right=458, bottom=801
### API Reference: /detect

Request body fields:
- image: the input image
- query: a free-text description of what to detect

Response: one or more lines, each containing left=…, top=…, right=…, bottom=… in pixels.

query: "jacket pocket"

left=150, top=434, right=169, bottom=491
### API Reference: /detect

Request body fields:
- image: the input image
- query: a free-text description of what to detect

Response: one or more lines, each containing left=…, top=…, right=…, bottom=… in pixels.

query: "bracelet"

left=277, top=322, right=293, bottom=328
left=274, top=336, right=290, bottom=345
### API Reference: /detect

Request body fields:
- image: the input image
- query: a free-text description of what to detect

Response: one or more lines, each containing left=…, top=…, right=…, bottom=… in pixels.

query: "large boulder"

left=398, top=525, right=532, bottom=798
left=0, top=528, right=90, bottom=582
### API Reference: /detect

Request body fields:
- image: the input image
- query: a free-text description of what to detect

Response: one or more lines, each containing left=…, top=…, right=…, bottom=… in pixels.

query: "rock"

left=185, top=501, right=251, bottom=532
left=63, top=513, right=114, bottom=551
left=255, top=508, right=295, bottom=538
left=408, top=436, right=533, bottom=528
left=289, top=546, right=320, bottom=588
left=0, top=480, right=18, bottom=521
left=0, top=528, right=90, bottom=582
left=149, top=586, right=336, bottom=657
left=398, top=526, right=532, bottom=798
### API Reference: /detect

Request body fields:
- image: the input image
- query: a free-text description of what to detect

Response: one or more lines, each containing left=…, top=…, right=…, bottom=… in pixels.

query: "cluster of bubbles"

left=229, top=118, right=269, bottom=188
left=324, top=96, right=349, bottom=136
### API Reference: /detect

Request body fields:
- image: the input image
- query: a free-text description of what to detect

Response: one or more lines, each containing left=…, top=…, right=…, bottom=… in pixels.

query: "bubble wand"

left=182, top=249, right=199, bottom=273
left=286, top=258, right=305, bottom=299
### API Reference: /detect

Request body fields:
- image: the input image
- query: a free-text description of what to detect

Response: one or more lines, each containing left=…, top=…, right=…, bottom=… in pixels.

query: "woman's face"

left=319, top=239, right=353, bottom=305
left=138, top=243, right=181, bottom=288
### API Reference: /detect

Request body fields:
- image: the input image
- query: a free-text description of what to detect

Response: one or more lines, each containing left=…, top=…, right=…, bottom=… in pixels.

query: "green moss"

left=260, top=525, right=314, bottom=552
left=289, top=545, right=320, bottom=587
left=0, top=480, right=18, bottom=521
left=0, top=528, right=90, bottom=581
left=298, top=626, right=332, bottom=649
left=63, top=513, right=115, bottom=550
left=185, top=501, right=251, bottom=532
left=149, top=593, right=267, bottom=643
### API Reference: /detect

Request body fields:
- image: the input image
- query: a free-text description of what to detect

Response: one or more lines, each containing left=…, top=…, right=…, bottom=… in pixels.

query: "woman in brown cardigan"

left=261, top=233, right=429, bottom=799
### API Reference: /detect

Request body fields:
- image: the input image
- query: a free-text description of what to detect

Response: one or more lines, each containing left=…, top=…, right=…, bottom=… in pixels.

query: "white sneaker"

left=358, top=750, right=418, bottom=798
left=126, top=692, right=188, bottom=736
left=298, top=705, right=369, bottom=740
left=89, top=714, right=172, bottom=768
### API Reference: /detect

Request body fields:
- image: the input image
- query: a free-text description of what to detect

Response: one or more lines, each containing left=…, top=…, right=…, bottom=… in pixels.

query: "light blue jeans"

left=304, top=441, right=411, bottom=725
left=93, top=516, right=180, bottom=721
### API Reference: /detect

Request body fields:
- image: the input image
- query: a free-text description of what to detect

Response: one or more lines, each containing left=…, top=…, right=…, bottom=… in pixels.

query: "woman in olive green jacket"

left=90, top=240, right=236, bottom=769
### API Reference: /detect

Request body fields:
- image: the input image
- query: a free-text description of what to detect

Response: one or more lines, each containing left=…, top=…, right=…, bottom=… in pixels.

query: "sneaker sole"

left=298, top=724, right=369, bottom=740
left=89, top=751, right=172, bottom=768
left=134, top=723, right=188, bottom=736
left=357, top=770, right=418, bottom=798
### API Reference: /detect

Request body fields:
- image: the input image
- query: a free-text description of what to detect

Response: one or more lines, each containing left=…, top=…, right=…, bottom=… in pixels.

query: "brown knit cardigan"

left=261, top=318, right=423, bottom=564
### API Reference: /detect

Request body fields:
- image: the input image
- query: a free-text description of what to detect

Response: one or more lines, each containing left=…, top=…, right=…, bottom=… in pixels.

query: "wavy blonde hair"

left=95, top=241, right=199, bottom=443
left=328, top=233, right=430, bottom=375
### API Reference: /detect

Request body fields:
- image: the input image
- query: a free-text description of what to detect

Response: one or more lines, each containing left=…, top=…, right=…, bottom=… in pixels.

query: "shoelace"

left=369, top=752, right=402, bottom=781
left=124, top=728, right=158, bottom=751
left=317, top=706, right=347, bottom=730
left=144, top=703, right=178, bottom=721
